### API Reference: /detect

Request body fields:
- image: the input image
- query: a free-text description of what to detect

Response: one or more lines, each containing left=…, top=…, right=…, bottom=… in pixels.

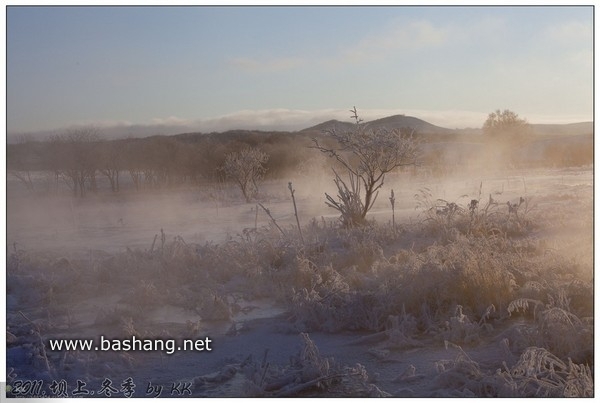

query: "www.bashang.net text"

left=47, top=335, right=213, bottom=355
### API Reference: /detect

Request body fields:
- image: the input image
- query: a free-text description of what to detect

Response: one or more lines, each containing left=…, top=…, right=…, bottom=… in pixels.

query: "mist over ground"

left=6, top=120, right=593, bottom=397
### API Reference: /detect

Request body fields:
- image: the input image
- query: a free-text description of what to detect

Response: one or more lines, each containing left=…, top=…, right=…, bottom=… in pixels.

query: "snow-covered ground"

left=6, top=166, right=593, bottom=398
left=7, top=167, right=591, bottom=254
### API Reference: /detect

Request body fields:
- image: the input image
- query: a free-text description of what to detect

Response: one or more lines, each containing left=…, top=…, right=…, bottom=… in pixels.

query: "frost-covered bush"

left=431, top=343, right=593, bottom=398
left=221, top=146, right=269, bottom=203
left=492, top=347, right=593, bottom=397
left=312, top=107, right=419, bottom=227
left=414, top=184, right=539, bottom=242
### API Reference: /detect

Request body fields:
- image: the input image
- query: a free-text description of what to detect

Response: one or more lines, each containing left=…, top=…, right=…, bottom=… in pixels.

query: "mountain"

left=8, top=114, right=592, bottom=144
left=300, top=119, right=356, bottom=133
left=368, top=115, right=454, bottom=134
left=301, top=115, right=456, bottom=135
left=301, top=115, right=592, bottom=138
left=530, top=122, right=593, bottom=136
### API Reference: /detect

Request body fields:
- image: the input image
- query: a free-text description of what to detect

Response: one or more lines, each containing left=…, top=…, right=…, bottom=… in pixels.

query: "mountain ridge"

left=6, top=115, right=593, bottom=143
left=300, top=114, right=454, bottom=135
left=300, top=114, right=592, bottom=137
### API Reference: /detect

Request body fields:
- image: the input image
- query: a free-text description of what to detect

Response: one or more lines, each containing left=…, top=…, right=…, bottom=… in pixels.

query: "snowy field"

left=6, top=166, right=593, bottom=398
left=7, top=167, right=591, bottom=255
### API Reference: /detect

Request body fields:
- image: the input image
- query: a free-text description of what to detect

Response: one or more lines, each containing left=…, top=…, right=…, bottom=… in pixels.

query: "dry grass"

left=6, top=175, right=592, bottom=397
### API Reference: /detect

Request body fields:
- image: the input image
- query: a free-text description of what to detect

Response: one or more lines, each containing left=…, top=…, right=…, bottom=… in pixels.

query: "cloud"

left=64, top=119, right=136, bottom=129
left=567, top=48, right=593, bottom=67
left=400, top=109, right=488, bottom=129
left=150, top=116, right=192, bottom=126
left=332, top=19, right=448, bottom=64
left=229, top=56, right=304, bottom=72
left=229, top=18, right=449, bottom=71
left=545, top=20, right=592, bottom=44
left=541, top=20, right=592, bottom=71
left=197, top=108, right=340, bottom=132
left=362, top=19, right=446, bottom=50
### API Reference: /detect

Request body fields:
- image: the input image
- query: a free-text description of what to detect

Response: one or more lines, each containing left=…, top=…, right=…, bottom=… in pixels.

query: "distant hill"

left=8, top=114, right=593, bottom=182
left=300, top=119, right=356, bottom=134
left=367, top=115, right=454, bottom=134
left=7, top=113, right=592, bottom=144
left=301, top=115, right=592, bottom=138
left=301, top=115, right=454, bottom=135
left=530, top=122, right=593, bottom=136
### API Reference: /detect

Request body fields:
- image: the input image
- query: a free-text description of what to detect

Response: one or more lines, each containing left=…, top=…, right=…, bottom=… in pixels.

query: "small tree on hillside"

left=222, top=146, right=269, bottom=202
left=483, top=109, right=532, bottom=166
left=312, top=107, right=419, bottom=227
left=483, top=109, right=531, bottom=143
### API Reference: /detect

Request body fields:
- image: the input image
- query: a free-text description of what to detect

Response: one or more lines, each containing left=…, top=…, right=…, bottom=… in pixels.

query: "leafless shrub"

left=94, top=306, right=136, bottom=328
left=433, top=341, right=483, bottom=394
left=415, top=183, right=538, bottom=241
left=221, top=146, right=269, bottom=202
left=441, top=305, right=484, bottom=345
left=205, top=333, right=380, bottom=397
left=507, top=298, right=545, bottom=319
left=495, top=347, right=593, bottom=397
left=414, top=187, right=469, bottom=239
left=128, top=280, right=163, bottom=310
left=312, top=107, right=418, bottom=227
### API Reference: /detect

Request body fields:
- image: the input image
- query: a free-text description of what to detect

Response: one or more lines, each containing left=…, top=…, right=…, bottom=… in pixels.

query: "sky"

left=5, top=5, right=594, bottom=137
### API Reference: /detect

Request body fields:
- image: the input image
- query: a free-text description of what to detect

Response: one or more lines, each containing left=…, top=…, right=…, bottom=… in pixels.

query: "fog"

left=6, top=131, right=593, bottom=397
left=7, top=152, right=592, bottom=270
left=6, top=125, right=593, bottom=276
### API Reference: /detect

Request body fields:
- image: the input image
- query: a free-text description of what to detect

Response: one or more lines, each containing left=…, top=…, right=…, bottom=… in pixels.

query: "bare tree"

left=222, top=146, right=269, bottom=202
left=312, top=107, right=419, bottom=227
left=97, top=140, right=124, bottom=192
left=44, top=135, right=65, bottom=192
left=122, top=139, right=144, bottom=191
left=7, top=135, right=36, bottom=190
left=54, top=127, right=100, bottom=197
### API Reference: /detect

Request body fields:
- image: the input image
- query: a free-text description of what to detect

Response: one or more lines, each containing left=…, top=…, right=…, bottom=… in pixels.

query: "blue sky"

left=6, top=5, right=594, bottom=135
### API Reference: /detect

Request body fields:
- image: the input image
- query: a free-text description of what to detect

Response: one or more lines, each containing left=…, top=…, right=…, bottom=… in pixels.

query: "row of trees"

left=9, top=130, right=204, bottom=197
left=9, top=109, right=589, bottom=212
left=7, top=128, right=314, bottom=197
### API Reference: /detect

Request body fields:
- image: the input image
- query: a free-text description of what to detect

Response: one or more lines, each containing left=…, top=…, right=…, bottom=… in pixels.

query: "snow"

left=5, top=166, right=593, bottom=398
